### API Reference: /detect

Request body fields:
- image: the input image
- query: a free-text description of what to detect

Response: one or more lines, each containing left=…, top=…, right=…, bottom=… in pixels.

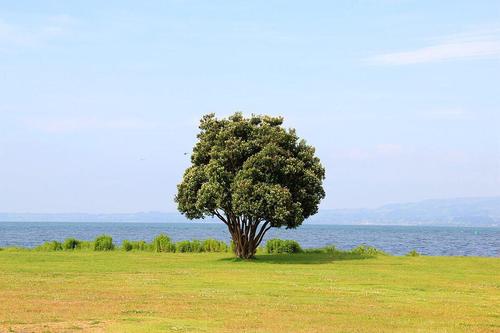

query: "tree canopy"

left=175, top=113, right=325, bottom=258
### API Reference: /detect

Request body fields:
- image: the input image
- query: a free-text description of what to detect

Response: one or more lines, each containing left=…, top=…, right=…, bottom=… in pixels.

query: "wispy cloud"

left=367, top=27, right=500, bottom=65
left=423, top=107, right=471, bottom=120
left=22, top=116, right=156, bottom=133
left=0, top=15, right=76, bottom=48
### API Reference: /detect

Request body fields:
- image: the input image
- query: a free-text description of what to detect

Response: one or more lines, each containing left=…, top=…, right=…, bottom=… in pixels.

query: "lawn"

left=0, top=251, right=498, bottom=332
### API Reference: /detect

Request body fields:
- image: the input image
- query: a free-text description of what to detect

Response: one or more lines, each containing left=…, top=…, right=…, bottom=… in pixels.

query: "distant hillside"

left=1, top=197, right=499, bottom=226
left=309, top=197, right=500, bottom=227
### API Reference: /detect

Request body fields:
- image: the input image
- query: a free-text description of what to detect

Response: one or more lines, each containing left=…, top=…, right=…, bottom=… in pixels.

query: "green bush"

left=202, top=239, right=228, bottom=252
left=122, top=240, right=133, bottom=251
left=135, top=240, right=150, bottom=251
left=174, top=239, right=228, bottom=253
left=350, top=245, right=387, bottom=256
left=284, top=240, right=303, bottom=253
left=406, top=250, right=421, bottom=257
left=35, top=240, right=63, bottom=251
left=63, top=238, right=81, bottom=250
left=265, top=239, right=303, bottom=254
left=303, top=244, right=389, bottom=258
left=190, top=240, right=203, bottom=253
left=175, top=240, right=192, bottom=253
left=152, top=234, right=175, bottom=252
left=94, top=235, right=114, bottom=251
left=122, top=240, right=150, bottom=251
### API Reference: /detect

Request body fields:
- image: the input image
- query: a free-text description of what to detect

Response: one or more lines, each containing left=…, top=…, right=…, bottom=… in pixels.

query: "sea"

left=0, top=222, right=498, bottom=257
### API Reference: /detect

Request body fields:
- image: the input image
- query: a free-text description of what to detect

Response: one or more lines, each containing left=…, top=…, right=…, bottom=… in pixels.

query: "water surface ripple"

left=0, top=222, right=498, bottom=257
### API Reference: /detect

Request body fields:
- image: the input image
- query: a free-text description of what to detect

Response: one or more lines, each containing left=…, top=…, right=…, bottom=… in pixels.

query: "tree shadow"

left=218, top=252, right=377, bottom=265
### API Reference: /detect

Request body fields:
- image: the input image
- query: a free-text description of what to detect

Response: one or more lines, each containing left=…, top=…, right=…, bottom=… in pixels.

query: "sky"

left=0, top=1, right=499, bottom=213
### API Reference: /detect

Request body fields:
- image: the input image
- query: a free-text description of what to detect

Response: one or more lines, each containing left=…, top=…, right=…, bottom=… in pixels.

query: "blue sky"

left=1, top=1, right=499, bottom=213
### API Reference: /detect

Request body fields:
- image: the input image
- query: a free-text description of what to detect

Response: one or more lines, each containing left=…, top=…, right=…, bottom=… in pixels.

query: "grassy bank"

left=0, top=251, right=498, bottom=332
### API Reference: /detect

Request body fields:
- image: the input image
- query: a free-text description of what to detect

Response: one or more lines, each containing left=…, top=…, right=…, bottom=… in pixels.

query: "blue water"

left=0, top=222, right=498, bottom=257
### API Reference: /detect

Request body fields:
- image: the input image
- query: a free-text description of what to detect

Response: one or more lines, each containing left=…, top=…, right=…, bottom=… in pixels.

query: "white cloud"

left=367, top=28, right=500, bottom=65
left=23, top=116, right=156, bottom=133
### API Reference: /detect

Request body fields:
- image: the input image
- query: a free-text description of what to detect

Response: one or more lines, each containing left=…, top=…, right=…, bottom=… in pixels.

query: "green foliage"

left=136, top=240, right=150, bottom=251
left=202, top=239, right=228, bottom=252
left=152, top=234, right=175, bottom=253
left=350, top=245, right=388, bottom=256
left=28, top=236, right=391, bottom=259
left=31, top=235, right=231, bottom=253
left=122, top=240, right=133, bottom=251
left=265, top=239, right=303, bottom=254
left=94, top=235, right=115, bottom=251
left=322, top=245, right=340, bottom=254
left=119, top=237, right=230, bottom=253
left=175, top=113, right=325, bottom=229
left=63, top=238, right=81, bottom=250
left=190, top=240, right=203, bottom=252
left=175, top=240, right=206, bottom=253
left=121, top=240, right=151, bottom=252
left=406, top=250, right=421, bottom=257
left=302, top=245, right=388, bottom=259
left=35, top=238, right=91, bottom=251
left=304, top=245, right=339, bottom=254
left=79, top=241, right=94, bottom=250
left=175, top=240, right=192, bottom=253
left=35, top=241, right=63, bottom=251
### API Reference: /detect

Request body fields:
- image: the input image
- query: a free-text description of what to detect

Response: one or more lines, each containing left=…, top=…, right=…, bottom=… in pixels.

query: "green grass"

left=0, top=251, right=498, bottom=332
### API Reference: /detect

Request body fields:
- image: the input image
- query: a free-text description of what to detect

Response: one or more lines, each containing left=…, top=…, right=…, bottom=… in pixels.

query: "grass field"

left=0, top=250, right=498, bottom=332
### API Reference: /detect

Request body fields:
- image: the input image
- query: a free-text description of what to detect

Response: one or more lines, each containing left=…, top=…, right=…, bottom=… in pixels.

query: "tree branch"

left=254, top=222, right=271, bottom=248
left=212, top=210, right=228, bottom=225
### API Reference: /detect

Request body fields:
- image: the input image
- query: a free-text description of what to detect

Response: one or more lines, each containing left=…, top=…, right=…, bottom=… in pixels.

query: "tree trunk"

left=212, top=211, right=271, bottom=259
left=226, top=219, right=271, bottom=259
left=229, top=229, right=257, bottom=259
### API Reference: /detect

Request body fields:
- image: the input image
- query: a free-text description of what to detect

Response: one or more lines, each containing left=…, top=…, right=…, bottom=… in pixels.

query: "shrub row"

left=35, top=236, right=111, bottom=251
left=33, top=235, right=392, bottom=257
left=122, top=240, right=149, bottom=251
left=264, top=240, right=389, bottom=257
left=35, top=234, right=230, bottom=253
left=303, top=244, right=388, bottom=256
left=147, top=234, right=228, bottom=253
left=266, top=243, right=419, bottom=257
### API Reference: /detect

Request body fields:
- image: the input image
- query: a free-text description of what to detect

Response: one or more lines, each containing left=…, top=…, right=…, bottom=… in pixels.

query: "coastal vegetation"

left=0, top=250, right=498, bottom=332
left=27, top=234, right=388, bottom=257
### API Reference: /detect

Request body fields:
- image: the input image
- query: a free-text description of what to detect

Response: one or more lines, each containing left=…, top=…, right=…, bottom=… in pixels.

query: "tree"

left=175, top=113, right=325, bottom=258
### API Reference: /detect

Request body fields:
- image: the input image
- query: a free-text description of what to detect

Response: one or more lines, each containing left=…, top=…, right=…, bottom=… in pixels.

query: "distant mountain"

left=1, top=197, right=499, bottom=226
left=308, top=197, right=500, bottom=227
